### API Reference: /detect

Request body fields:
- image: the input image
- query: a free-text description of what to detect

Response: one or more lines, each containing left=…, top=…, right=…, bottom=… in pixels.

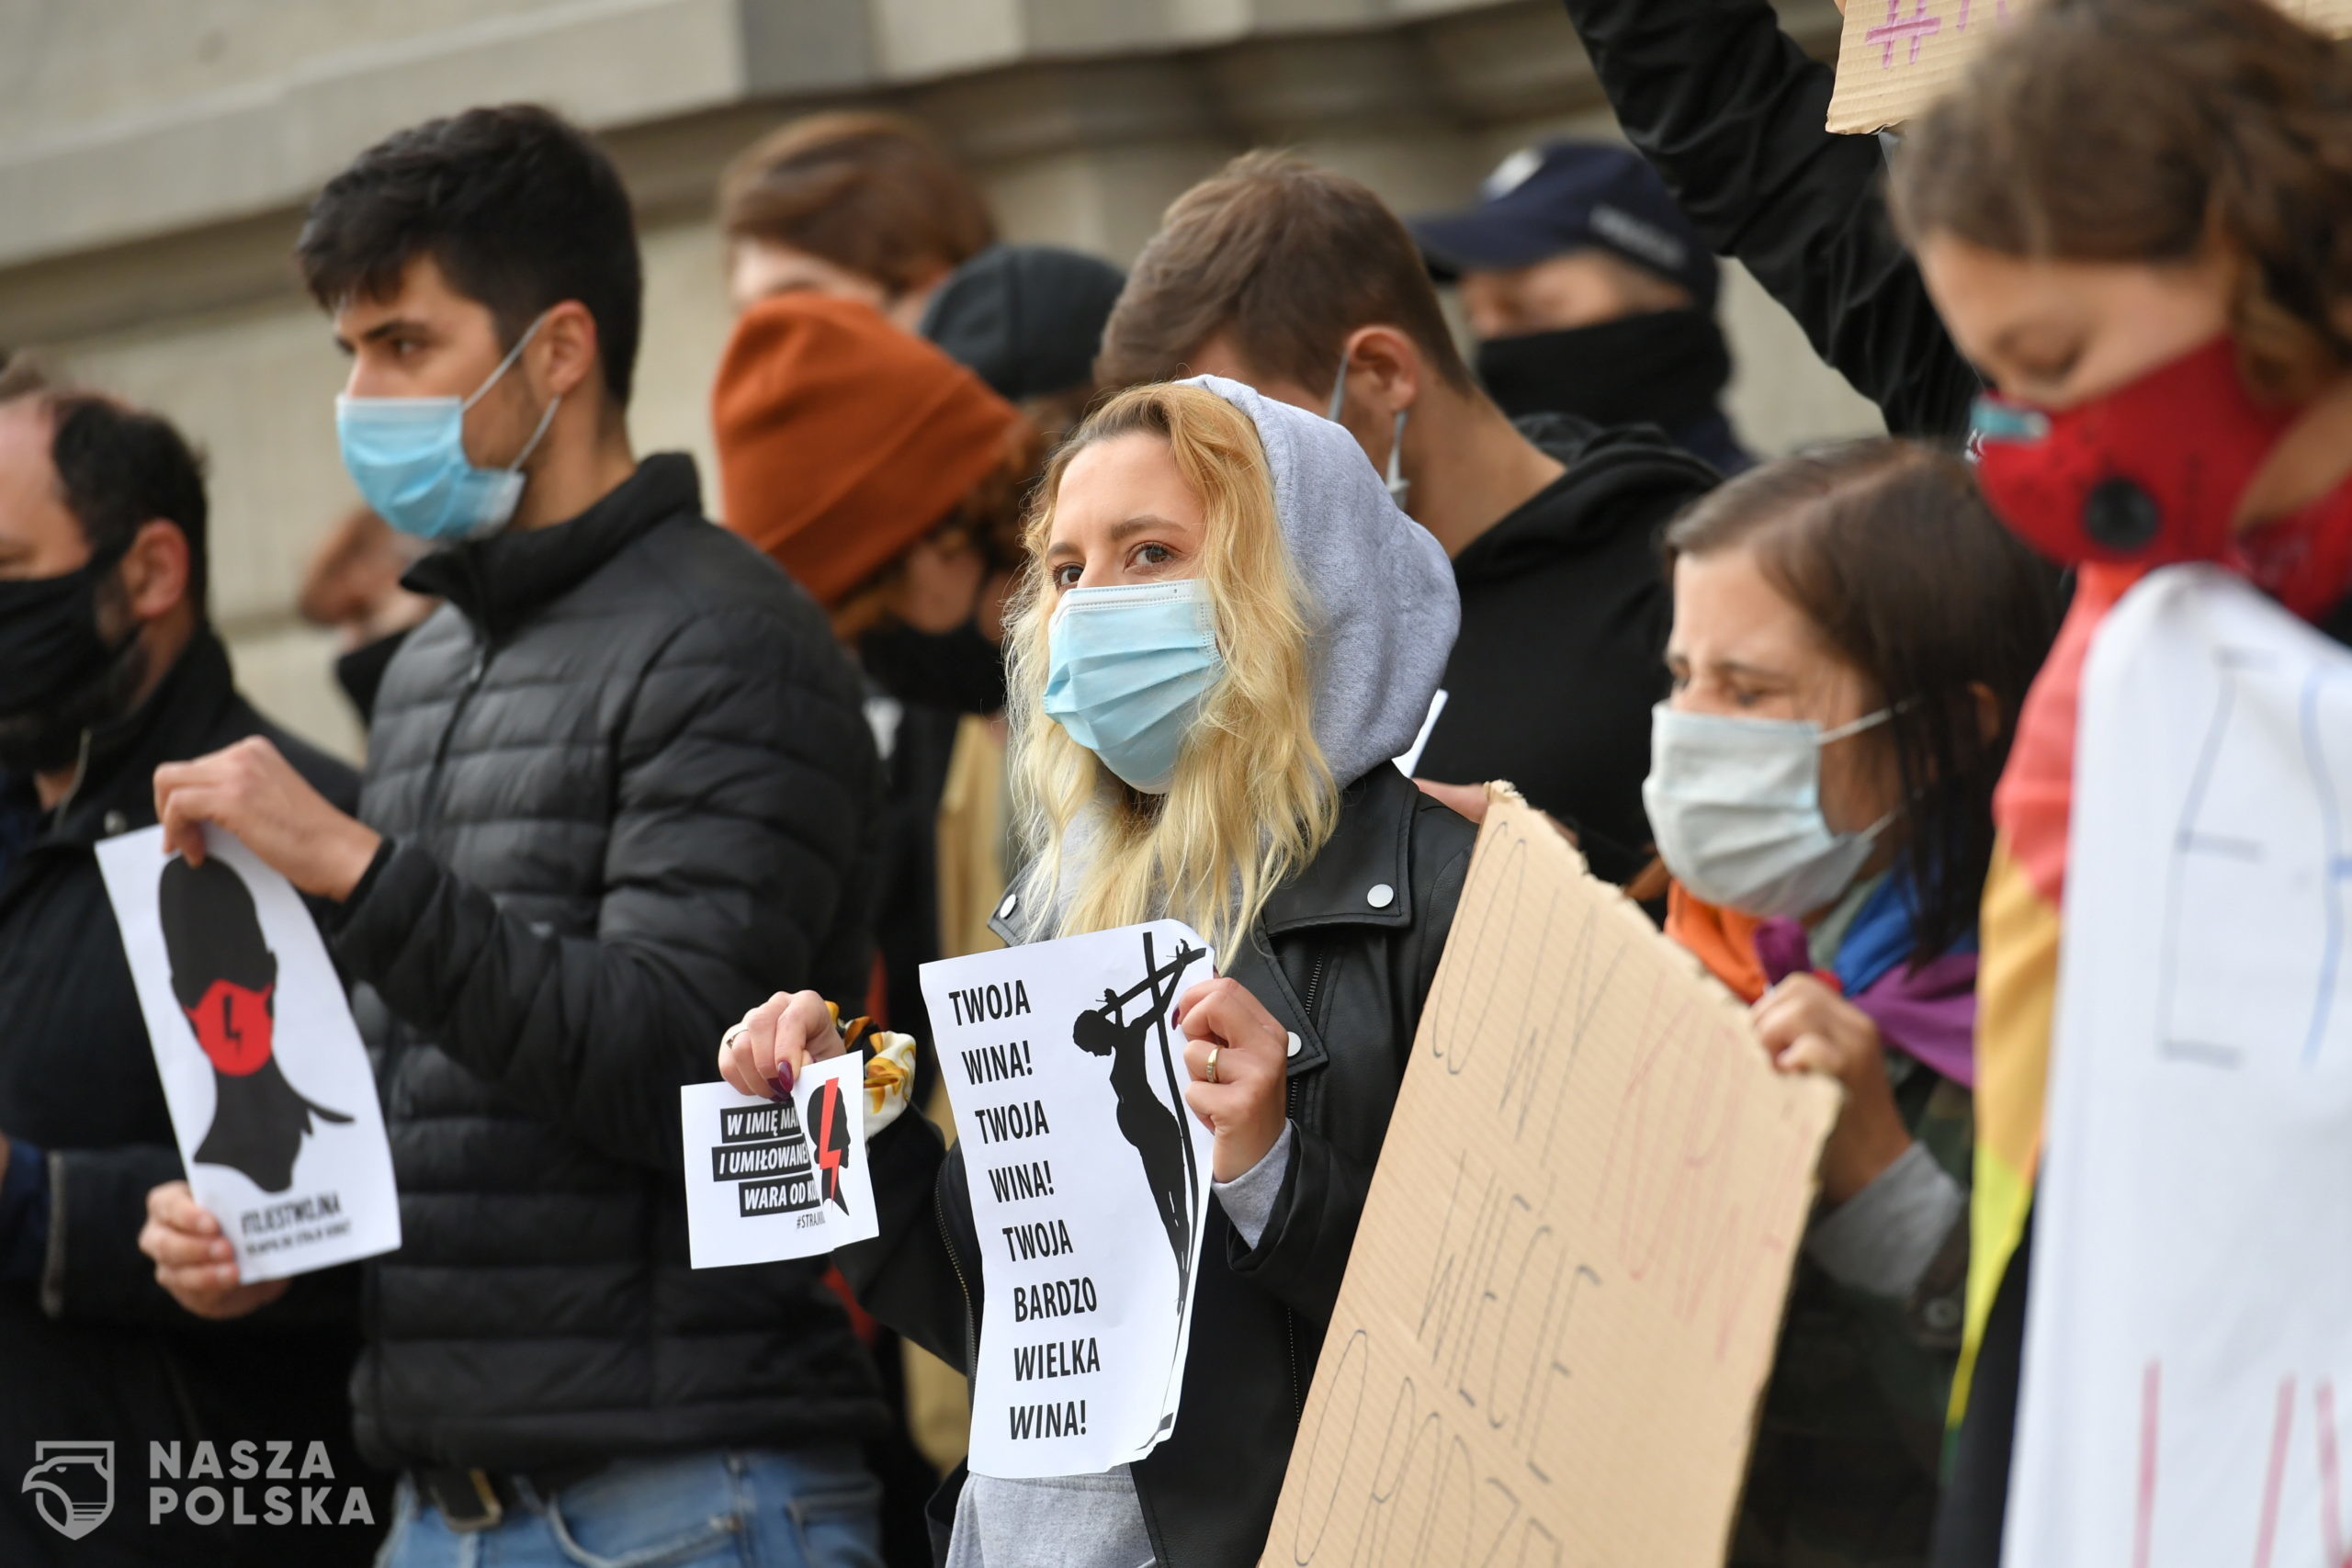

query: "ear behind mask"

left=1327, top=351, right=1410, bottom=510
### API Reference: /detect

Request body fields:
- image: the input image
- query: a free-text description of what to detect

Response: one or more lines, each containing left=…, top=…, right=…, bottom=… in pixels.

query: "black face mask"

left=857, top=617, right=1008, bottom=717
left=0, top=549, right=145, bottom=774
left=1474, top=308, right=1734, bottom=433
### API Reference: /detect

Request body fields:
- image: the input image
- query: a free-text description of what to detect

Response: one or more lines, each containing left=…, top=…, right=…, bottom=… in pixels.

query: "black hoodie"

left=1411, top=414, right=1720, bottom=886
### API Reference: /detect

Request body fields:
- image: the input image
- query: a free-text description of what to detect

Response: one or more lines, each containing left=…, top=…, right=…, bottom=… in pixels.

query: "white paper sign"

left=679, top=1054, right=876, bottom=1268
left=2009, top=568, right=2352, bottom=1567
left=921, top=920, right=1218, bottom=1480
left=1394, top=687, right=1449, bottom=777
left=95, top=826, right=400, bottom=1281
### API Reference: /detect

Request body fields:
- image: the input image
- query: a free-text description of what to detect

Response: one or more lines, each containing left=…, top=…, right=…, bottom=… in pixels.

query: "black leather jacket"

left=837, top=765, right=1476, bottom=1566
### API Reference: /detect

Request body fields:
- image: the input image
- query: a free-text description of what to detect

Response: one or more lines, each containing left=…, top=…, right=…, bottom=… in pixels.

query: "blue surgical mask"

left=335, top=313, right=560, bottom=543
left=1641, top=702, right=1896, bottom=919
left=1042, top=581, right=1222, bottom=794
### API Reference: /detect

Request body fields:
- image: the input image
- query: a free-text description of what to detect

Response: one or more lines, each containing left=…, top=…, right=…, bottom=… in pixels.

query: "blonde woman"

left=719, top=378, right=1468, bottom=1566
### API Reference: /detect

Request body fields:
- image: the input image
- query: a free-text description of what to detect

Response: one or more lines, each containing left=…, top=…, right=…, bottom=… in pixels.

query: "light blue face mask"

left=1640, top=701, right=1897, bottom=919
left=1041, top=580, right=1223, bottom=794
left=335, top=313, right=560, bottom=544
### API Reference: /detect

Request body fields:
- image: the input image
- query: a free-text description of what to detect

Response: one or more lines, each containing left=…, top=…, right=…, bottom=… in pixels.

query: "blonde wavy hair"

left=1002, top=383, right=1340, bottom=959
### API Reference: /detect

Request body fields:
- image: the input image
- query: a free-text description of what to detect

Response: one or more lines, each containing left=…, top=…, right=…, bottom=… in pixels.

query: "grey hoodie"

left=956, top=378, right=1459, bottom=1568
left=1191, top=374, right=1459, bottom=787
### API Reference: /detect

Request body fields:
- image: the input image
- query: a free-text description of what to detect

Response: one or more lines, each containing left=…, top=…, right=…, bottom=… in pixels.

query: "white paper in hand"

left=94, top=826, right=400, bottom=1281
left=680, top=1054, right=876, bottom=1268
left=921, top=920, right=1217, bottom=1480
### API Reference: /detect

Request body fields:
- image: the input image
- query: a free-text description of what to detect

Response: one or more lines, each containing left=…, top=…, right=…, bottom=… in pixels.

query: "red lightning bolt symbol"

left=816, top=1080, right=846, bottom=1210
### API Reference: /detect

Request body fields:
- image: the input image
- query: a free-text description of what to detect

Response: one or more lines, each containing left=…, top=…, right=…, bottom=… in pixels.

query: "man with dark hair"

left=0, top=369, right=380, bottom=1565
left=1100, top=152, right=1721, bottom=884
left=137, top=105, right=891, bottom=1565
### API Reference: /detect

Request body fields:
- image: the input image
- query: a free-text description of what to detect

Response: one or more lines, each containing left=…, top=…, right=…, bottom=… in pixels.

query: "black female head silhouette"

left=807, top=1075, right=854, bottom=1213
left=160, top=855, right=350, bottom=1193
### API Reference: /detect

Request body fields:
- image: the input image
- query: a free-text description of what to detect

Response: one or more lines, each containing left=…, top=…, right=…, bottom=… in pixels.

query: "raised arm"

left=1557, top=0, right=1980, bottom=438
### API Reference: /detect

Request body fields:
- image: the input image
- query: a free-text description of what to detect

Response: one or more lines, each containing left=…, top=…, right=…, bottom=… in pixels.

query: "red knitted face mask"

left=1972, top=336, right=2352, bottom=619
left=182, top=980, right=275, bottom=1077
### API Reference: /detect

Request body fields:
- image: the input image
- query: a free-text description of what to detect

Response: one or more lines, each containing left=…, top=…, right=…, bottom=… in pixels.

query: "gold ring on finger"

left=1205, top=1046, right=1220, bottom=1085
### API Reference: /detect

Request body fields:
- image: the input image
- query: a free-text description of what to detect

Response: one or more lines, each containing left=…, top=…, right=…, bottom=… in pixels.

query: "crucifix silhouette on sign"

left=1070, top=932, right=1207, bottom=1320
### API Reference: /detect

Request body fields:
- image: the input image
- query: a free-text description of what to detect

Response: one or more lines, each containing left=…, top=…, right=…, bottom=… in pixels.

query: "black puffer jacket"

left=1555, top=0, right=1980, bottom=441
left=837, top=765, right=1476, bottom=1567
left=329, top=455, right=890, bottom=1471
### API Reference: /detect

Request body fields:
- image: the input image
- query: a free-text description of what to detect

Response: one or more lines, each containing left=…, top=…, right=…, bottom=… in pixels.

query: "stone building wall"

left=2, top=0, right=1882, bottom=758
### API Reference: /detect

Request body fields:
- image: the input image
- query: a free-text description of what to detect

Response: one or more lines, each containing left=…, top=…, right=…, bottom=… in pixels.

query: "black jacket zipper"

left=373, top=555, right=493, bottom=1450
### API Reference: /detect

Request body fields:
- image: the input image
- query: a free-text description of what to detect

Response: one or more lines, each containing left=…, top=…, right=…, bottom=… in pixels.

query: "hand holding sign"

left=716, top=989, right=847, bottom=1099
left=139, top=1180, right=290, bottom=1319
left=1749, top=974, right=1911, bottom=1205
left=152, top=735, right=381, bottom=901
left=1175, top=976, right=1291, bottom=1181
left=680, top=1054, right=876, bottom=1269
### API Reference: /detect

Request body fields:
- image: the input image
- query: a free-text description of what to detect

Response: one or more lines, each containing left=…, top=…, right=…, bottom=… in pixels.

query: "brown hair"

left=1096, top=152, right=1475, bottom=398
left=1890, top=0, right=2352, bottom=401
left=718, top=111, right=996, bottom=295
left=1664, top=442, right=2061, bottom=963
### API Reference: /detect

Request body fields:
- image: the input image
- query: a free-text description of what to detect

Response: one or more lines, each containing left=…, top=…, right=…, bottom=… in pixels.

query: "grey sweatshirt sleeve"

left=1214, top=1121, right=1296, bottom=1250
left=1804, top=1140, right=1967, bottom=1299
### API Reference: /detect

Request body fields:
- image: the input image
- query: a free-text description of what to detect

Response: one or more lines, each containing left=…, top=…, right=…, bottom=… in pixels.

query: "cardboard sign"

left=920, top=921, right=1217, bottom=1480
left=1827, top=0, right=2352, bottom=132
left=1260, top=788, right=1838, bottom=1567
left=95, top=826, right=400, bottom=1282
left=2008, top=570, right=2352, bottom=1568
left=679, top=1054, right=876, bottom=1269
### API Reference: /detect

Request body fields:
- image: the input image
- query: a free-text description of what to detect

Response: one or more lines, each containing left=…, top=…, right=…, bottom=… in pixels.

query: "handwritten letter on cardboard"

left=1827, top=0, right=2352, bottom=133
left=1261, top=788, right=1838, bottom=1567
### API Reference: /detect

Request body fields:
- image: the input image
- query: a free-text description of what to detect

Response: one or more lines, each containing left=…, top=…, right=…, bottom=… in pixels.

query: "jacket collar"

left=1257, top=764, right=1419, bottom=936
left=404, top=452, right=701, bottom=641
left=987, top=763, right=1422, bottom=946
left=42, top=626, right=240, bottom=850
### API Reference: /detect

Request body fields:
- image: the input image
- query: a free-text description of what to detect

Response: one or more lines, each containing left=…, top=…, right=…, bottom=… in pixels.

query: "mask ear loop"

left=1816, top=698, right=1917, bottom=842
left=1815, top=695, right=1917, bottom=745
left=460, top=311, right=551, bottom=412
left=461, top=311, right=562, bottom=476
left=1326, top=348, right=1350, bottom=424
left=504, top=392, right=562, bottom=477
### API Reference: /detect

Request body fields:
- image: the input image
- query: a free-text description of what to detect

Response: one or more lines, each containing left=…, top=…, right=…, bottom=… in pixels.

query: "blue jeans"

left=373, top=1450, right=884, bottom=1568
